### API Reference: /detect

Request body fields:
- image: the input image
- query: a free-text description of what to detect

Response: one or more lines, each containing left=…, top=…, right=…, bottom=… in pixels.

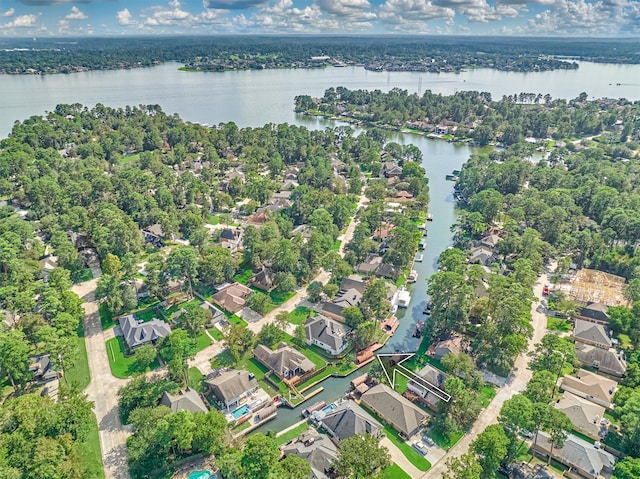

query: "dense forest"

left=297, top=87, right=640, bottom=147
left=1, top=35, right=638, bottom=75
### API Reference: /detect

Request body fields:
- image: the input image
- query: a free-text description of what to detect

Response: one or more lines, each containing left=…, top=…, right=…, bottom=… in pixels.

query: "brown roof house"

left=533, top=432, right=616, bottom=479
left=577, top=303, right=610, bottom=325
left=575, top=343, right=627, bottom=378
left=305, top=315, right=351, bottom=356
left=434, top=336, right=464, bottom=360
left=159, top=389, right=208, bottom=414
left=318, top=399, right=382, bottom=442
left=382, top=161, right=403, bottom=178
left=249, top=266, right=276, bottom=292
left=560, top=369, right=617, bottom=409
left=573, top=319, right=612, bottom=350
left=282, top=429, right=337, bottom=479
left=212, top=282, right=252, bottom=314
left=553, top=392, right=607, bottom=440
left=361, top=383, right=429, bottom=438
left=205, top=369, right=259, bottom=412
left=253, top=342, right=315, bottom=381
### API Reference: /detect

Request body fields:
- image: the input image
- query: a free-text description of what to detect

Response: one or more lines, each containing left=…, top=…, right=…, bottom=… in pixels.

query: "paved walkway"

left=423, top=264, right=553, bottom=478
left=72, top=279, right=131, bottom=479
left=380, top=437, right=423, bottom=479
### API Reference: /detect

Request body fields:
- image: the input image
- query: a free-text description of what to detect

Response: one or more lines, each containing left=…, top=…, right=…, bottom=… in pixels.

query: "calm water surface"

left=5, top=60, right=638, bottom=431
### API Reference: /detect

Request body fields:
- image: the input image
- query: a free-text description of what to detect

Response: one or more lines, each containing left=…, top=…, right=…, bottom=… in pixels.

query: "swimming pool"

left=187, top=471, right=212, bottom=479
left=231, top=404, right=250, bottom=419
left=321, top=403, right=337, bottom=414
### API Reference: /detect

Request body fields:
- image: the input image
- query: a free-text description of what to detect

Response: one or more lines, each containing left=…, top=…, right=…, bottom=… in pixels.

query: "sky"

left=0, top=0, right=638, bottom=37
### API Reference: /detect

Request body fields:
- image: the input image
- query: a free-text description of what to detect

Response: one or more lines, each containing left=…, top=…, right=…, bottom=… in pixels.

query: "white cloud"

left=316, top=0, right=376, bottom=22
left=65, top=6, right=87, bottom=20
left=527, top=0, right=639, bottom=34
left=1, top=8, right=15, bottom=17
left=144, top=0, right=193, bottom=26
left=378, top=0, right=455, bottom=30
left=116, top=9, right=135, bottom=26
left=432, top=0, right=521, bottom=22
left=0, top=14, right=38, bottom=29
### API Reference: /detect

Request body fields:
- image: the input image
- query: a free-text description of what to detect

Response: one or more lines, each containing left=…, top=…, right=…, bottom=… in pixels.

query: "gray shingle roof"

left=205, top=370, right=259, bottom=404
left=579, top=302, right=609, bottom=323
left=119, top=314, right=171, bottom=349
left=361, top=383, right=429, bottom=437
left=534, top=432, right=615, bottom=476
left=573, top=319, right=611, bottom=348
left=159, top=389, right=208, bottom=414
left=282, top=430, right=337, bottom=479
left=320, top=400, right=382, bottom=442
left=305, top=315, right=350, bottom=353
left=253, top=342, right=315, bottom=377
left=575, top=343, right=627, bottom=377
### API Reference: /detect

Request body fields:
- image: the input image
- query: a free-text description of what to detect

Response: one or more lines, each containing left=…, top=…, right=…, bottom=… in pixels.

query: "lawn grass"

left=120, top=152, right=141, bottom=164
left=99, top=303, right=116, bottom=330
left=106, top=336, right=160, bottom=379
left=65, top=323, right=91, bottom=390
left=195, top=330, right=213, bottom=352
left=207, top=214, right=221, bottom=225
left=430, top=427, right=464, bottom=450
left=77, top=414, right=105, bottom=479
left=331, top=240, right=341, bottom=251
left=379, top=463, right=411, bottom=479
left=188, top=367, right=206, bottom=392
left=224, top=310, right=249, bottom=327
left=233, top=268, right=253, bottom=285
left=269, top=289, right=295, bottom=305
left=208, top=327, right=224, bottom=341
left=71, top=268, right=94, bottom=284
left=275, top=421, right=310, bottom=446
left=479, top=385, right=497, bottom=408
left=287, top=306, right=312, bottom=325
left=547, top=317, right=572, bottom=332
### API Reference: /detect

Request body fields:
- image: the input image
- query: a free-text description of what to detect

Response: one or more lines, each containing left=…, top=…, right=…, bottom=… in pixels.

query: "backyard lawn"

left=430, top=427, right=464, bottom=450
left=99, top=303, right=116, bottom=330
left=106, top=336, right=160, bottom=378
left=208, top=327, right=224, bottom=341
left=71, top=268, right=94, bottom=284
left=269, top=289, right=295, bottom=305
left=547, top=317, right=572, bottom=332
left=275, top=421, right=310, bottom=446
left=479, top=385, right=497, bottom=408
left=380, top=463, right=411, bottom=479
left=233, top=268, right=253, bottom=285
left=287, top=306, right=313, bottom=325
left=195, top=330, right=213, bottom=352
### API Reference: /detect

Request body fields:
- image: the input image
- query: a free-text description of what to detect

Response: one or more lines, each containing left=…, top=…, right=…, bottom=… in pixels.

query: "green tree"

left=333, top=434, right=391, bottom=479
left=223, top=324, right=255, bottom=364
left=360, top=278, right=389, bottom=320
left=443, top=453, right=482, bottom=479
left=279, top=454, right=312, bottom=479
left=246, top=291, right=274, bottom=315
left=240, top=433, right=280, bottom=479
left=342, top=305, right=365, bottom=329
left=117, top=375, right=179, bottom=423
left=472, top=424, right=509, bottom=478
left=175, top=303, right=212, bottom=338
left=307, top=281, right=323, bottom=302
left=613, top=457, right=640, bottom=479
left=134, top=345, right=157, bottom=372
left=0, top=329, right=32, bottom=389
left=542, top=407, right=573, bottom=464
left=256, top=323, right=284, bottom=349
left=159, top=328, right=196, bottom=386
left=353, top=321, right=379, bottom=350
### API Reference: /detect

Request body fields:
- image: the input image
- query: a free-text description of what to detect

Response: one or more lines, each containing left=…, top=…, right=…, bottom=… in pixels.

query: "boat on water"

left=427, top=213, right=433, bottom=221
left=415, top=253, right=424, bottom=262
left=397, top=287, right=411, bottom=308
left=408, top=270, right=418, bottom=283
left=422, top=302, right=432, bottom=315
left=419, top=239, right=427, bottom=250
left=412, top=321, right=424, bottom=338
left=445, top=174, right=457, bottom=181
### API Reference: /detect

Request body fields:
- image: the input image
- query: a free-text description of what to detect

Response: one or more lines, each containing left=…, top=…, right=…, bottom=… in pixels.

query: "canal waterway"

left=2, top=60, right=637, bottom=433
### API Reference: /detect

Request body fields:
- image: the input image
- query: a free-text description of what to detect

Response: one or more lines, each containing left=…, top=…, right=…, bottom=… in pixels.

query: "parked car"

left=422, top=435, right=435, bottom=447
left=412, top=441, right=429, bottom=456
left=542, top=284, right=550, bottom=296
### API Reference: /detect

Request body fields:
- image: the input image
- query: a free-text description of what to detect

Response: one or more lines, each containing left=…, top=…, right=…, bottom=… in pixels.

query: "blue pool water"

left=231, top=405, right=250, bottom=419
left=321, top=404, right=337, bottom=414
left=187, top=471, right=212, bottom=479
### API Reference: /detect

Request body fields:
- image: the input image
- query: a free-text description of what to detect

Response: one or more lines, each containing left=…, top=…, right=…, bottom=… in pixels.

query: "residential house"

left=478, top=234, right=502, bottom=250
left=159, top=389, right=208, bottom=414
left=375, top=263, right=401, bottom=281
left=508, top=462, right=554, bottom=479
left=361, top=383, right=429, bottom=438
left=284, top=167, right=299, bottom=181
left=268, top=197, right=293, bottom=209
left=291, top=224, right=314, bottom=241
left=282, top=429, right=337, bottom=479
left=533, top=432, right=616, bottom=479
left=553, top=392, right=607, bottom=440
left=221, top=170, right=245, bottom=192
left=395, top=190, right=414, bottom=201
left=29, top=354, right=59, bottom=383
left=279, top=180, right=298, bottom=192
left=560, top=369, right=617, bottom=409
left=38, top=255, right=59, bottom=282
left=199, top=301, right=225, bottom=325
left=575, top=343, right=627, bottom=378
left=434, top=336, right=464, bottom=360
left=211, top=282, right=252, bottom=314
left=246, top=211, right=268, bottom=226
left=141, top=223, right=167, bottom=247
left=372, top=224, right=395, bottom=241
left=436, top=124, right=449, bottom=135
left=407, top=364, right=449, bottom=411
left=469, top=246, right=494, bottom=265
left=319, top=400, right=382, bottom=442
left=219, top=228, right=243, bottom=255
left=119, top=314, right=171, bottom=349
left=382, top=161, right=403, bottom=178
left=577, top=303, right=610, bottom=325
left=205, top=369, right=259, bottom=411
left=249, top=267, right=276, bottom=292
left=253, top=342, right=315, bottom=381
left=573, top=319, right=612, bottom=349
left=356, top=254, right=383, bottom=275
left=304, top=315, right=351, bottom=356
